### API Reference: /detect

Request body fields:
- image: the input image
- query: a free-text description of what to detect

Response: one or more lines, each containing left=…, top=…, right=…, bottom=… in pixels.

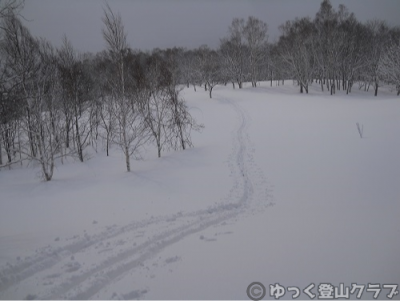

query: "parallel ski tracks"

left=0, top=97, right=273, bottom=299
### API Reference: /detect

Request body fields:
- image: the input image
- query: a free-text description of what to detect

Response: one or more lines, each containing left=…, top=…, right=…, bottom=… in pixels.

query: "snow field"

left=0, top=82, right=399, bottom=299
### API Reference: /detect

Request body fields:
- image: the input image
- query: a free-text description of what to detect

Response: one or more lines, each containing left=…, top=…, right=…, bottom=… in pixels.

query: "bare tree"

left=337, top=15, right=370, bottom=94
left=243, top=16, right=268, bottom=87
left=27, top=39, right=63, bottom=180
left=4, top=35, right=64, bottom=180
left=133, top=50, right=201, bottom=156
left=161, top=49, right=202, bottom=150
left=57, top=36, right=92, bottom=162
left=1, top=14, right=40, bottom=159
left=99, top=95, right=115, bottom=156
left=136, top=53, right=171, bottom=158
left=313, top=0, right=342, bottom=94
left=0, top=56, right=22, bottom=166
left=102, top=3, right=146, bottom=171
left=166, top=86, right=202, bottom=151
left=0, top=0, right=24, bottom=21
left=201, top=47, right=222, bottom=98
left=92, top=51, right=115, bottom=156
left=365, top=20, right=390, bottom=96
left=379, top=38, right=400, bottom=95
left=278, top=18, right=316, bottom=93
left=220, top=18, right=247, bottom=89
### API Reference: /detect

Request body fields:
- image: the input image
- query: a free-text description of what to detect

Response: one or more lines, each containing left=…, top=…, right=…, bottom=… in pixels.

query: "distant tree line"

left=0, top=0, right=399, bottom=179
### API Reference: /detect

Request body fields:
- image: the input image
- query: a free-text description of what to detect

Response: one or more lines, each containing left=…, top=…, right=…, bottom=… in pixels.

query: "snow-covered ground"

left=0, top=82, right=399, bottom=300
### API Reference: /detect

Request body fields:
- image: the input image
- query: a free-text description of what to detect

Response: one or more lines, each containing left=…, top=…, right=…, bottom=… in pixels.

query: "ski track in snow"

left=0, top=96, right=274, bottom=300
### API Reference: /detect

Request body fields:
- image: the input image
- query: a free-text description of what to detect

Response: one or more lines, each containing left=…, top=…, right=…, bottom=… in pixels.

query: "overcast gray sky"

left=21, top=0, right=400, bottom=53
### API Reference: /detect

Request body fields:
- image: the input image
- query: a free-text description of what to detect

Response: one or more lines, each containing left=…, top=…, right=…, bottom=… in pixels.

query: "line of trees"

left=0, top=1, right=201, bottom=179
left=275, top=1, right=400, bottom=96
left=1, top=0, right=399, bottom=179
left=166, top=0, right=400, bottom=98
left=151, top=0, right=400, bottom=98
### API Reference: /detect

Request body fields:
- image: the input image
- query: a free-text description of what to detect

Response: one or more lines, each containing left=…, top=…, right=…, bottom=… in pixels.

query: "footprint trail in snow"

left=0, top=97, right=274, bottom=300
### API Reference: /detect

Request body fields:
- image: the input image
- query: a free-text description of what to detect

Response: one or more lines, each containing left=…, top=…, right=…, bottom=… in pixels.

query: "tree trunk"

left=122, top=108, right=130, bottom=171
left=18, top=123, right=24, bottom=165
left=342, top=74, right=345, bottom=90
left=0, top=132, right=2, bottom=166
left=125, top=146, right=130, bottom=172
left=65, top=118, right=70, bottom=148
left=106, top=131, right=110, bottom=156
left=156, top=124, right=162, bottom=158
left=374, top=83, right=378, bottom=96
left=172, top=91, right=186, bottom=151
left=209, top=86, right=213, bottom=99
left=179, top=125, right=185, bottom=150
left=36, top=129, right=54, bottom=181
left=4, top=128, right=12, bottom=163
left=300, top=84, right=303, bottom=93
left=157, top=141, right=161, bottom=158
left=26, top=108, right=37, bottom=158
left=75, top=113, right=83, bottom=162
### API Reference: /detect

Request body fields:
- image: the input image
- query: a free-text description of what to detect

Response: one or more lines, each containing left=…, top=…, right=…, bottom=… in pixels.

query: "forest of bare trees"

left=1, top=0, right=399, bottom=180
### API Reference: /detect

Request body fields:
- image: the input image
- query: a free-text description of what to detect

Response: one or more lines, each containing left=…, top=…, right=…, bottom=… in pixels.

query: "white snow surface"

left=0, top=82, right=399, bottom=300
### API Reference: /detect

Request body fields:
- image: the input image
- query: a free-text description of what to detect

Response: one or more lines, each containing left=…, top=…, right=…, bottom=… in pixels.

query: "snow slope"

left=0, top=82, right=399, bottom=299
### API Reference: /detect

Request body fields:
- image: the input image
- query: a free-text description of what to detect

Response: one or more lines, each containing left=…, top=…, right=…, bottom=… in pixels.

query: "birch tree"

left=278, top=18, right=316, bottom=93
left=25, top=40, right=63, bottom=180
left=57, top=36, right=92, bottom=162
left=220, top=18, right=246, bottom=89
left=243, top=16, right=268, bottom=87
left=365, top=20, right=390, bottom=96
left=379, top=39, right=400, bottom=95
left=1, top=14, right=39, bottom=159
left=102, top=4, right=146, bottom=171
